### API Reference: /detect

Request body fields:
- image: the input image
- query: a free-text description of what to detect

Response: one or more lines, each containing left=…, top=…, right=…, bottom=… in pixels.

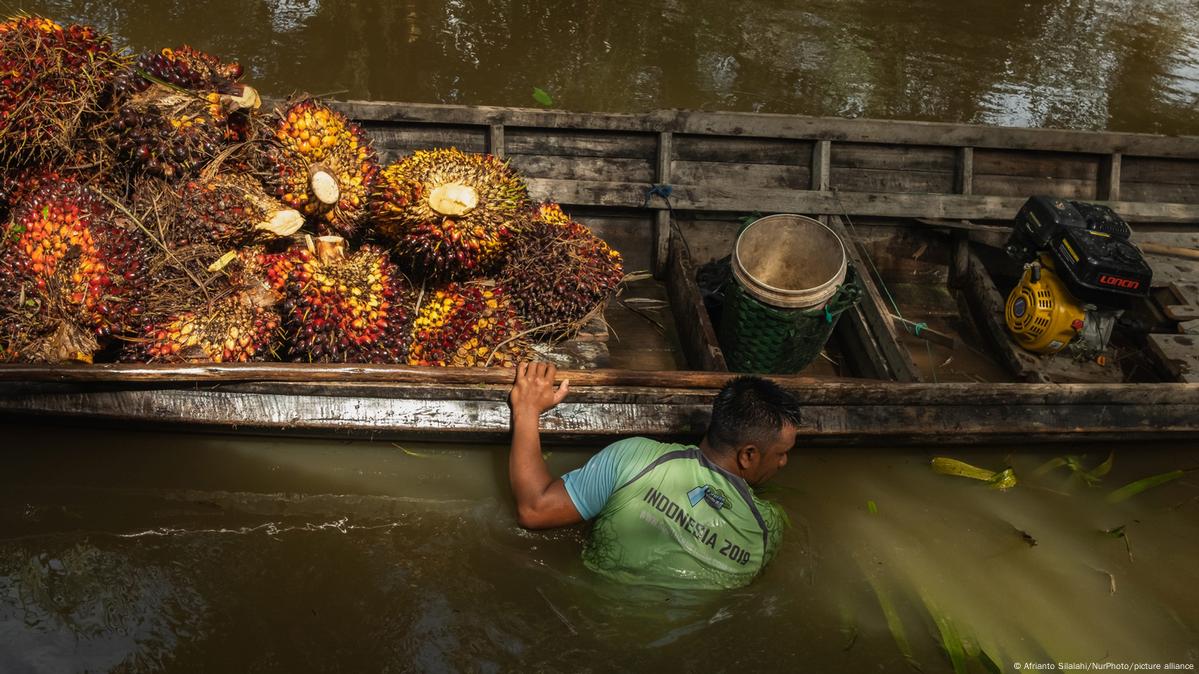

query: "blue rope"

left=644, top=184, right=673, bottom=207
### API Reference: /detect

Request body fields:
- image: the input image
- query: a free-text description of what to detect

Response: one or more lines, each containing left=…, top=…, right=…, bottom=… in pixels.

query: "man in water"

left=507, top=362, right=799, bottom=589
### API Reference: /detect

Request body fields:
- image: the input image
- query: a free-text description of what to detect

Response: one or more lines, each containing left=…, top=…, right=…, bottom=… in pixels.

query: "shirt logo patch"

left=687, top=485, right=728, bottom=511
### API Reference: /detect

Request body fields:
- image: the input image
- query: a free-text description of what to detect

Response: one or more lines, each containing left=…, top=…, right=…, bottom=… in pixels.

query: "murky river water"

left=2, top=426, right=1197, bottom=672
left=13, top=0, right=1199, bottom=135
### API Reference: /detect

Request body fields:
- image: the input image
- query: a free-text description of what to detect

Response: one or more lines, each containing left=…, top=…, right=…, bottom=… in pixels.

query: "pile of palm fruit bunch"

left=0, top=15, right=624, bottom=367
left=0, top=15, right=126, bottom=169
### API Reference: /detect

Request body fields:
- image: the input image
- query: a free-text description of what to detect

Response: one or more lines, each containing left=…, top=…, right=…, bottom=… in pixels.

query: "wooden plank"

left=827, top=216, right=921, bottom=382
left=1118, top=182, right=1199, bottom=205
left=811, top=140, right=831, bottom=191
left=960, top=248, right=1047, bottom=382
left=523, top=179, right=1199, bottom=224
left=831, top=143, right=957, bottom=172
left=1158, top=282, right=1199, bottom=321
left=665, top=235, right=727, bottom=371
left=830, top=167, right=954, bottom=195
left=675, top=217, right=740, bottom=266
left=1099, top=153, right=1121, bottom=201
left=360, top=123, right=488, bottom=153
left=653, top=131, right=673, bottom=276
left=5, top=381, right=1199, bottom=445
left=488, top=124, right=505, bottom=159
left=673, top=135, right=814, bottom=165
left=576, top=214, right=653, bottom=270
left=973, top=149, right=1103, bottom=180
left=1121, top=156, right=1199, bottom=186
left=957, top=147, right=974, bottom=196
left=507, top=154, right=655, bottom=183
left=1146, top=334, right=1199, bottom=383
left=671, top=160, right=811, bottom=190
left=332, top=100, right=1199, bottom=159
left=972, top=174, right=1098, bottom=200
left=836, top=303, right=892, bottom=379
left=505, top=128, right=656, bottom=159
left=5, top=376, right=1198, bottom=407
left=0, top=363, right=831, bottom=387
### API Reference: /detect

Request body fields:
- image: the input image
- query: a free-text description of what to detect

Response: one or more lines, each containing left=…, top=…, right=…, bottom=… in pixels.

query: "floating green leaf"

left=1035, top=452, right=1114, bottom=486
left=931, top=457, right=1017, bottom=490
left=1088, top=452, right=1115, bottom=480
left=867, top=500, right=878, bottom=514
left=921, top=595, right=968, bottom=674
left=1106, top=469, right=1186, bottom=503
left=863, top=572, right=920, bottom=671
left=532, top=87, right=554, bottom=107
left=1032, top=456, right=1068, bottom=477
left=391, top=442, right=434, bottom=459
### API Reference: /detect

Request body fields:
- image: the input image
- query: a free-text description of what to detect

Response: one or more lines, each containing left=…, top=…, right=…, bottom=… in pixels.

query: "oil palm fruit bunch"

left=0, top=16, right=126, bottom=168
left=0, top=178, right=149, bottom=349
left=266, top=100, right=376, bottom=238
left=106, top=46, right=260, bottom=180
left=0, top=166, right=68, bottom=221
left=171, top=174, right=304, bottom=247
left=0, top=291, right=100, bottom=363
left=373, top=148, right=528, bottom=280
left=407, top=282, right=525, bottom=367
left=279, top=236, right=411, bottom=363
left=500, top=202, right=623, bottom=338
left=130, top=290, right=282, bottom=363
left=127, top=45, right=247, bottom=95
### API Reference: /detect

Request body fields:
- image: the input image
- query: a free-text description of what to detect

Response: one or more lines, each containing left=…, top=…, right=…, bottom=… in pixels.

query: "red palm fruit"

left=170, top=174, right=304, bottom=247
left=0, top=304, right=100, bottom=364
left=499, top=202, right=623, bottom=339
left=373, top=148, right=528, bottom=280
left=266, top=100, right=377, bottom=238
left=0, top=16, right=127, bottom=167
left=0, top=179, right=149, bottom=339
left=105, top=45, right=259, bottom=180
left=279, top=236, right=411, bottom=363
left=407, top=281, right=526, bottom=368
left=130, top=290, right=282, bottom=363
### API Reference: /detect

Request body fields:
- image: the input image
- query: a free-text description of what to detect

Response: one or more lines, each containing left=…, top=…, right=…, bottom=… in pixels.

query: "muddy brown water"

left=1, top=425, right=1197, bottom=672
left=13, top=0, right=1199, bottom=135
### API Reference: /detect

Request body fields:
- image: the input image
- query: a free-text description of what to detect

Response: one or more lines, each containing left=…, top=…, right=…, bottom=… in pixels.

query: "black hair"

left=706, top=376, right=802, bottom=453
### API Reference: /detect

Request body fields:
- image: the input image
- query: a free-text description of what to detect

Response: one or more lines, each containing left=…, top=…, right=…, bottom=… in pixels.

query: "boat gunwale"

left=334, top=99, right=1199, bottom=159
left=2, top=363, right=1198, bottom=406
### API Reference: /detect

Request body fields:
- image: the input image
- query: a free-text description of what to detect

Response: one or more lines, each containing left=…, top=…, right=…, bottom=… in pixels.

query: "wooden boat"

left=3, top=101, right=1199, bottom=446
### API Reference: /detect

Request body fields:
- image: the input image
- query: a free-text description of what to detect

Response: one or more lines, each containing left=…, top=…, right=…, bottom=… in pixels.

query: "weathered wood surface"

left=1147, top=334, right=1199, bottom=383
left=520, top=179, right=1199, bottom=224
left=960, top=248, right=1051, bottom=383
left=334, top=101, right=1199, bottom=230
left=4, top=380, right=1198, bottom=445
left=333, top=101, right=1199, bottom=159
left=665, top=236, right=727, bottom=371
left=828, top=216, right=922, bottom=382
left=0, top=363, right=826, bottom=387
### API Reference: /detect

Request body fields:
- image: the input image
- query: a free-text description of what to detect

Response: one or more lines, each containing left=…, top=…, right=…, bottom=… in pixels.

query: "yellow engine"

left=1004, top=255, right=1086, bottom=354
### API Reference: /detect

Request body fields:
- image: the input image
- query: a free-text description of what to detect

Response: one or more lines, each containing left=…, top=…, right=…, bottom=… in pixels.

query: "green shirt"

left=562, top=437, right=785, bottom=589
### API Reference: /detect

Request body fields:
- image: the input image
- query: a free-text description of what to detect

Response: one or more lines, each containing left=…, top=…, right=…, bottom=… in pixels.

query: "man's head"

left=704, top=376, right=801, bottom=486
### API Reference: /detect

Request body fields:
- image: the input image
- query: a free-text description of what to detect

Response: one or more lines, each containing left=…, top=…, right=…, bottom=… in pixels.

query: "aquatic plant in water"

left=930, top=457, right=1017, bottom=490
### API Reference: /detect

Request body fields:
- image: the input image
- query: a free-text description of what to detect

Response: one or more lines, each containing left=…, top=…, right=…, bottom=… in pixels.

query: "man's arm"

left=508, top=361, right=582, bottom=529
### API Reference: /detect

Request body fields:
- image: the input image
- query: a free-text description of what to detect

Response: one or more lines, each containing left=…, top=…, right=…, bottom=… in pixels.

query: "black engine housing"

left=1006, top=196, right=1152, bottom=306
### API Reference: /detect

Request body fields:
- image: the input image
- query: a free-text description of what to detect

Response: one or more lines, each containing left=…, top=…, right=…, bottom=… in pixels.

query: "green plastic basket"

left=719, top=266, right=863, bottom=374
